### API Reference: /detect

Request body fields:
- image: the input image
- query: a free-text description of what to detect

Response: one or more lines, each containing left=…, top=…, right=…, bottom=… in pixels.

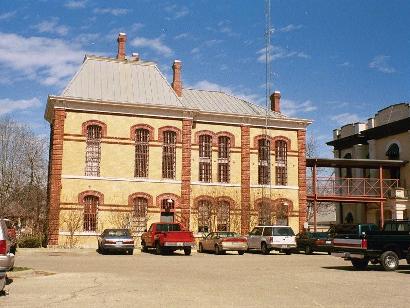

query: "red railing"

left=307, top=177, right=400, bottom=198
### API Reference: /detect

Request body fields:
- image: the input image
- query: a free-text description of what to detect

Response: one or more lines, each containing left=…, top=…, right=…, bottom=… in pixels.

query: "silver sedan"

left=98, top=229, right=135, bottom=255
left=198, top=232, right=248, bottom=255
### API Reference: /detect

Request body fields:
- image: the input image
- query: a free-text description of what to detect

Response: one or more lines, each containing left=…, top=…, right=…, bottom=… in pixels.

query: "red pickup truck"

left=141, top=222, right=195, bottom=255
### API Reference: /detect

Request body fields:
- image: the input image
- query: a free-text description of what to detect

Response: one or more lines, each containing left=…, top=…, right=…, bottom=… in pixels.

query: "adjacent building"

left=327, top=103, right=410, bottom=224
left=45, top=33, right=311, bottom=247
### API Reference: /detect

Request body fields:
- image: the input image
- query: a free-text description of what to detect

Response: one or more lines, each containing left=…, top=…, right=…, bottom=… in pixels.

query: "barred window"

left=258, top=201, right=272, bottom=225
left=276, top=203, right=289, bottom=225
left=85, top=125, right=102, bottom=176
left=218, top=136, right=230, bottom=183
left=162, top=131, right=176, bottom=179
left=275, top=140, right=287, bottom=185
left=258, top=139, right=270, bottom=185
left=198, top=200, right=212, bottom=232
left=199, top=135, right=212, bottom=182
left=135, top=129, right=150, bottom=177
left=133, top=197, right=148, bottom=233
left=216, top=201, right=230, bottom=231
left=84, top=195, right=98, bottom=231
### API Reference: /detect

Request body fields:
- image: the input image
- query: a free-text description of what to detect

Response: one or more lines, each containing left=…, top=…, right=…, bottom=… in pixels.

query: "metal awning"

left=306, top=158, right=407, bottom=168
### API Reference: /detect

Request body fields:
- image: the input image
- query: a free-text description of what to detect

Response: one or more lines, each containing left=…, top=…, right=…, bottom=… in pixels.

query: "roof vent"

left=130, top=52, right=140, bottom=62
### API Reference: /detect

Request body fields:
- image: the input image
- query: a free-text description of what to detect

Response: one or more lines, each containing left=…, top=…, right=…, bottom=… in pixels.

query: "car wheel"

left=238, top=251, right=245, bottom=255
left=380, top=251, right=399, bottom=271
left=129, top=249, right=134, bottom=255
left=198, top=243, right=203, bottom=253
left=215, top=245, right=221, bottom=255
left=285, top=250, right=292, bottom=255
left=141, top=241, right=148, bottom=253
left=0, top=275, right=6, bottom=292
left=184, top=247, right=191, bottom=256
left=351, top=258, right=369, bottom=270
left=305, top=245, right=313, bottom=255
left=155, top=242, right=163, bottom=255
left=261, top=242, right=269, bottom=255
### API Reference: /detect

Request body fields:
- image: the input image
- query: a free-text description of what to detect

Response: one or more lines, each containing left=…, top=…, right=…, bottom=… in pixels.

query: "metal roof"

left=181, top=88, right=286, bottom=118
left=61, top=55, right=184, bottom=108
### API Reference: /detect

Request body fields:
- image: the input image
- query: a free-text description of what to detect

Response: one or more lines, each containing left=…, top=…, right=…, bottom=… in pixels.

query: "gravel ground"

left=1, top=248, right=409, bottom=307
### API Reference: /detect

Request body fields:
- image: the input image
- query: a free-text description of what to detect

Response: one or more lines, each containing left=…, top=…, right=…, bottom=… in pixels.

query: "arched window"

left=275, top=140, right=287, bottom=185
left=162, top=131, right=177, bottom=179
left=386, top=143, right=400, bottom=179
left=216, top=201, right=230, bottom=231
left=133, top=197, right=148, bottom=233
left=83, top=195, right=99, bottom=231
left=85, top=125, right=102, bottom=176
left=199, top=134, right=212, bottom=182
left=276, top=202, right=289, bottom=225
left=135, top=128, right=150, bottom=177
left=198, top=200, right=212, bottom=232
left=258, top=201, right=272, bottom=225
left=258, top=139, right=270, bottom=185
left=218, top=136, right=230, bottom=183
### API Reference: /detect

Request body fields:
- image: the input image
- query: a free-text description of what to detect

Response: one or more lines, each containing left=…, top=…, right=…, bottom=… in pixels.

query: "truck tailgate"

left=163, top=231, right=194, bottom=243
left=333, top=237, right=364, bottom=249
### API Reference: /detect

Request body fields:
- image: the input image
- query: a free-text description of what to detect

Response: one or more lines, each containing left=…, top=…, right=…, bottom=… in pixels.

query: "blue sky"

left=0, top=0, right=409, bottom=156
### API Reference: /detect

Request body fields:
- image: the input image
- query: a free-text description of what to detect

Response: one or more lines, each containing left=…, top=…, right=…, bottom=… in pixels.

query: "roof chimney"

left=270, top=91, right=281, bottom=113
left=172, top=60, right=182, bottom=97
left=117, top=33, right=127, bottom=60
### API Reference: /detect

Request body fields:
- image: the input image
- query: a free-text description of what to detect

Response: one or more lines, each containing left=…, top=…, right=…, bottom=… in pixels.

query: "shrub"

left=18, top=235, right=42, bottom=248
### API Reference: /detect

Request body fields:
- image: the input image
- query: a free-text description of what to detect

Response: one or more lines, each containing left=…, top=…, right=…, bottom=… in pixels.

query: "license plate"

left=116, top=241, right=122, bottom=245
left=326, top=241, right=331, bottom=244
left=282, top=245, right=288, bottom=248
left=175, top=242, right=183, bottom=246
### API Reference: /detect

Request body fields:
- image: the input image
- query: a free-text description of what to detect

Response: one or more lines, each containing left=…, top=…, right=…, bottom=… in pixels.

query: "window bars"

left=258, top=138, right=271, bottom=185
left=162, top=131, right=177, bottom=179
left=83, top=195, right=98, bottom=231
left=85, top=125, right=102, bottom=176
left=275, top=140, right=287, bottom=185
left=198, top=200, right=212, bottom=232
left=218, top=136, right=230, bottom=183
left=135, top=129, right=150, bottom=177
left=216, top=201, right=230, bottom=231
left=133, top=197, right=148, bottom=233
left=199, top=135, right=212, bottom=182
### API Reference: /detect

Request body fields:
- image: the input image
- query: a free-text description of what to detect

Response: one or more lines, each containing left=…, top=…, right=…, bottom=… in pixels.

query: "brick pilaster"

left=241, top=125, right=251, bottom=234
left=297, top=130, right=307, bottom=232
left=47, top=108, right=66, bottom=246
left=180, top=118, right=192, bottom=229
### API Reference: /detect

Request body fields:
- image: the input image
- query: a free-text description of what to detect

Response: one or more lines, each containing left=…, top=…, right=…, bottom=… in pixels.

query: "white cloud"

left=131, top=36, right=173, bottom=57
left=32, top=18, right=69, bottom=36
left=0, top=11, right=16, bottom=21
left=338, top=61, right=351, bottom=67
left=191, top=47, right=200, bottom=54
left=64, top=0, right=87, bottom=9
left=0, top=97, right=41, bottom=115
left=164, top=4, right=189, bottom=19
left=257, top=45, right=309, bottom=63
left=174, top=33, right=189, bottom=40
left=281, top=99, right=317, bottom=117
left=369, top=55, right=396, bottom=73
left=0, top=32, right=86, bottom=87
left=330, top=113, right=362, bottom=126
left=276, top=24, right=303, bottom=33
left=93, top=8, right=130, bottom=16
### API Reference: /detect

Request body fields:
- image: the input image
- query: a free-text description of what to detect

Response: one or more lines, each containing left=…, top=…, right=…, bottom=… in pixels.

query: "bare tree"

left=108, top=211, right=132, bottom=229
left=61, top=210, right=83, bottom=248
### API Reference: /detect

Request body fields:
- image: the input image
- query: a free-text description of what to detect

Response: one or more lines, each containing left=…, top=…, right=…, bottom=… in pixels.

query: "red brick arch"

left=81, top=120, right=107, bottom=137
left=273, top=136, right=292, bottom=151
left=130, top=124, right=155, bottom=141
left=215, top=196, right=237, bottom=209
left=193, top=195, right=215, bottom=208
left=253, top=135, right=274, bottom=150
left=216, top=131, right=236, bottom=147
left=128, top=192, right=153, bottom=207
left=156, top=193, right=181, bottom=208
left=272, top=198, right=293, bottom=215
left=158, top=126, right=182, bottom=143
left=78, top=190, right=104, bottom=205
left=194, top=130, right=217, bottom=146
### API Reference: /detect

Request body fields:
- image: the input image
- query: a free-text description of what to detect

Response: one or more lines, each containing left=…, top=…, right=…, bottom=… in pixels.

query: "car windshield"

left=105, top=230, right=130, bottom=237
left=156, top=224, right=181, bottom=232
left=218, top=232, right=238, bottom=238
left=274, top=227, right=294, bottom=236
left=311, top=232, right=327, bottom=238
left=335, top=224, right=358, bottom=235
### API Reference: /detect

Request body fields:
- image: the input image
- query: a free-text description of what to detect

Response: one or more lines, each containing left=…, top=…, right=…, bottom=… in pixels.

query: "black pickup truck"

left=332, top=220, right=410, bottom=271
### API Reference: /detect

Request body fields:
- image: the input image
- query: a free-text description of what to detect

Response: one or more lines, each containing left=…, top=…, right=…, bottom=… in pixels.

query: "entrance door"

left=160, top=199, right=175, bottom=223
left=160, top=212, right=174, bottom=223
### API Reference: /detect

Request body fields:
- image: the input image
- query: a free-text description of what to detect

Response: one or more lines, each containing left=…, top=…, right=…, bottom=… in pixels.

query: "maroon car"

left=4, top=219, right=16, bottom=254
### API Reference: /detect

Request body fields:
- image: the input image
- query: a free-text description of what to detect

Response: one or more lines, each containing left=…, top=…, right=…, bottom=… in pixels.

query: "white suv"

left=247, top=226, right=296, bottom=255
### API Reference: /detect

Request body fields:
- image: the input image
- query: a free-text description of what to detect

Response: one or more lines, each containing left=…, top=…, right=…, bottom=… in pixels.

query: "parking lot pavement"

left=1, top=249, right=410, bottom=307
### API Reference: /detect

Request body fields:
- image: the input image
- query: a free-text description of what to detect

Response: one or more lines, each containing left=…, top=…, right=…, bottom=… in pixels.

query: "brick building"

left=45, top=33, right=311, bottom=247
